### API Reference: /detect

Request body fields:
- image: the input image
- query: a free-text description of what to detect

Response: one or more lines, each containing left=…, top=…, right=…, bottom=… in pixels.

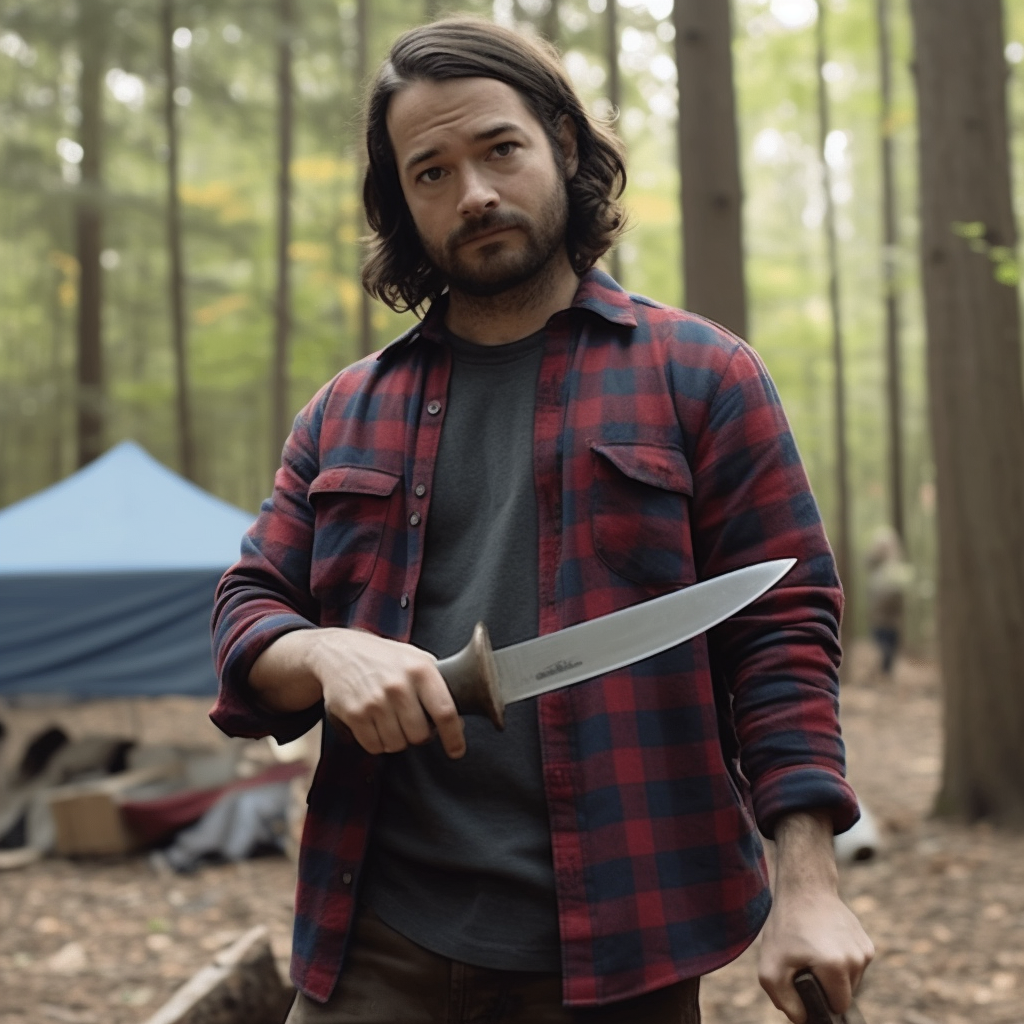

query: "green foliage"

left=1, top=0, right=1020, bottom=642
left=951, top=222, right=1021, bottom=287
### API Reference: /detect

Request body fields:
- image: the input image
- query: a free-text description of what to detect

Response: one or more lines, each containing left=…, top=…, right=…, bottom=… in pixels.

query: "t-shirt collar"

left=377, top=266, right=636, bottom=361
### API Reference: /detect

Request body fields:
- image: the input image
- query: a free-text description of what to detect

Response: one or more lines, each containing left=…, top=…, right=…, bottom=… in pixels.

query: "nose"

left=456, top=167, right=499, bottom=219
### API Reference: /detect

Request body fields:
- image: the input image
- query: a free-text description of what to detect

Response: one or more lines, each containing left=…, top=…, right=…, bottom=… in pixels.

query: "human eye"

left=416, top=166, right=446, bottom=184
left=490, top=140, right=520, bottom=159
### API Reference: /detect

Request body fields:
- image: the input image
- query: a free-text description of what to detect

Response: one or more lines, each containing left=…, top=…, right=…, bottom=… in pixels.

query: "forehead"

left=386, top=77, right=545, bottom=163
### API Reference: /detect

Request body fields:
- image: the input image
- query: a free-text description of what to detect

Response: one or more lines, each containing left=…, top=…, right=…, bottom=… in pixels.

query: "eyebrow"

left=403, top=122, right=524, bottom=174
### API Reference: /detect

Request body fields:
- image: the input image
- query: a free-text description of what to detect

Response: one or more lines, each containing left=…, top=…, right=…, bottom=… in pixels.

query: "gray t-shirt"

left=361, top=327, right=561, bottom=972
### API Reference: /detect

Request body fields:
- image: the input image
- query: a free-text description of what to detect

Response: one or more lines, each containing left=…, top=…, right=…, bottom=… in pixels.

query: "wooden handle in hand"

left=794, top=971, right=866, bottom=1024
left=435, top=622, right=506, bottom=730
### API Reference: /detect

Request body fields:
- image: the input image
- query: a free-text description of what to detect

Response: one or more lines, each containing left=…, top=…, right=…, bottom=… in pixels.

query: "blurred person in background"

left=865, top=526, right=913, bottom=677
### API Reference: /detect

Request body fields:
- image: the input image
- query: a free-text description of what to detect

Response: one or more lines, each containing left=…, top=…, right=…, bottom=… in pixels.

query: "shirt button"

left=414, top=483, right=426, bottom=498
left=426, top=400, right=442, bottom=415
left=342, top=872, right=353, bottom=885
left=400, top=593, right=409, bottom=608
left=409, top=512, right=421, bottom=526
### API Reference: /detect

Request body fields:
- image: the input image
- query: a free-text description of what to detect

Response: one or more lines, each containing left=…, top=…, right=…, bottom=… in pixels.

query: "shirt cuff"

left=752, top=766, right=861, bottom=839
left=211, top=614, right=323, bottom=744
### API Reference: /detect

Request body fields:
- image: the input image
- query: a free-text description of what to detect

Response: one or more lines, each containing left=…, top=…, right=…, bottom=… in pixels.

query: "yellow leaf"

left=288, top=241, right=330, bottom=263
left=335, top=277, right=361, bottom=313
left=292, top=155, right=347, bottom=182
left=193, top=293, right=249, bottom=326
left=48, top=250, right=80, bottom=276
left=180, top=181, right=236, bottom=208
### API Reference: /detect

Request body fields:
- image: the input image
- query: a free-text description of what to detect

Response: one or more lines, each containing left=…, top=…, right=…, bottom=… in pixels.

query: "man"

left=211, top=18, right=872, bottom=1024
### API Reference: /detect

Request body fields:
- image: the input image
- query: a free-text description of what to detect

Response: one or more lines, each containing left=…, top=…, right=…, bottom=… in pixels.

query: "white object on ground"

left=834, top=803, right=881, bottom=863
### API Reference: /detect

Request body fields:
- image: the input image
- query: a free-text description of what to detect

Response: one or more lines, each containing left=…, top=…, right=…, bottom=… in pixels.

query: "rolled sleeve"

left=689, top=340, right=860, bottom=837
left=210, top=395, right=327, bottom=744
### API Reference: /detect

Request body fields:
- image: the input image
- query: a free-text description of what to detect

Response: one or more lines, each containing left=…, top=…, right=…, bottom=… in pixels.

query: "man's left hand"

left=757, top=811, right=874, bottom=1023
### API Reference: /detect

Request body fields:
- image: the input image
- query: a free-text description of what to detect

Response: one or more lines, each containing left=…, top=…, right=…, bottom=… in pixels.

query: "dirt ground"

left=1, top=641, right=1021, bottom=1024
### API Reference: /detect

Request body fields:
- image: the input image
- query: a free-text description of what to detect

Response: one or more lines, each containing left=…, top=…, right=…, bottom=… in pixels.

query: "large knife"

left=437, top=558, right=796, bottom=729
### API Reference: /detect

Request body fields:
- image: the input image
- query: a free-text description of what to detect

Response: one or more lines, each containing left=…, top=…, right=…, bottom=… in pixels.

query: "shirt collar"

left=376, top=266, right=637, bottom=362
left=570, top=267, right=638, bottom=328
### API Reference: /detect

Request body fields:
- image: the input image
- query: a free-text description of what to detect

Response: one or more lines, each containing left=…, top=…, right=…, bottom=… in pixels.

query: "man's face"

left=387, top=77, right=576, bottom=298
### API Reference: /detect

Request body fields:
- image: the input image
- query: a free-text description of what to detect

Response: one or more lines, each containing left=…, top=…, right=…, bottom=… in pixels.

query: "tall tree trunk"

left=75, top=0, right=106, bottom=467
left=357, top=0, right=374, bottom=356
left=425, top=0, right=442, bottom=19
left=605, top=0, right=622, bottom=283
left=161, top=0, right=196, bottom=481
left=543, top=0, right=560, bottom=45
left=876, top=0, right=904, bottom=541
left=672, top=0, right=747, bottom=338
left=49, top=261, right=65, bottom=483
left=271, top=0, right=294, bottom=472
left=815, top=0, right=853, bottom=643
left=910, top=0, right=1024, bottom=825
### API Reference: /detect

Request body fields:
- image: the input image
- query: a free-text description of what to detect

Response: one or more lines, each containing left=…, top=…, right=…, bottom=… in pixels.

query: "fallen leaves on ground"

left=1, top=643, right=1022, bottom=1024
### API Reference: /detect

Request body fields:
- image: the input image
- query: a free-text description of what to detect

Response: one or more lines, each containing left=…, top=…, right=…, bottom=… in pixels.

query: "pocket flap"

left=590, top=442, right=693, bottom=496
left=308, top=465, right=401, bottom=499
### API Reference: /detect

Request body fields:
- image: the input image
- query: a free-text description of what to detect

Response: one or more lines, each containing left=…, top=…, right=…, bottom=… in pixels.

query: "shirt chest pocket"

left=589, top=442, right=696, bottom=588
left=307, top=466, right=401, bottom=605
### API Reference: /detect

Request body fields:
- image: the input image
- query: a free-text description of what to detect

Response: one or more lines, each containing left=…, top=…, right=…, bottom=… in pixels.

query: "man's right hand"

left=248, top=628, right=466, bottom=759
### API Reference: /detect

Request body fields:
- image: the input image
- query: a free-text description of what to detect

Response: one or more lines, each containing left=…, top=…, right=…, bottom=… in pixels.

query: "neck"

left=443, top=249, right=579, bottom=346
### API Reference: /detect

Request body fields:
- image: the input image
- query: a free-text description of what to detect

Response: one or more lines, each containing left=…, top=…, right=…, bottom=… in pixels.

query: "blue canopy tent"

left=0, top=442, right=255, bottom=700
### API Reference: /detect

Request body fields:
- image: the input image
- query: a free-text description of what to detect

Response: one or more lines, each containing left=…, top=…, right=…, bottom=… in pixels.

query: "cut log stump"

left=141, top=926, right=294, bottom=1024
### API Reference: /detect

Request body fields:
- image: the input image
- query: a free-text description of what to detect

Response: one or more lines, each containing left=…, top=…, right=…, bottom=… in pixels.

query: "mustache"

left=447, top=211, right=530, bottom=249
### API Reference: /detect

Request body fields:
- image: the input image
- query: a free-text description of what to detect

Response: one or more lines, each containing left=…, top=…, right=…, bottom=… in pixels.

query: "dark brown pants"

left=286, top=909, right=701, bottom=1024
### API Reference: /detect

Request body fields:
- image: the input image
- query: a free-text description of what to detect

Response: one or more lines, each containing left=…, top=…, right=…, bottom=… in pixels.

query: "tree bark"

left=605, top=0, right=622, bottom=284
left=75, top=0, right=106, bottom=467
left=909, top=0, right=1024, bottom=825
left=672, top=0, right=747, bottom=338
left=876, top=0, right=904, bottom=542
left=357, top=0, right=374, bottom=356
left=162, top=0, right=196, bottom=482
left=815, top=0, right=853, bottom=645
left=271, top=0, right=294, bottom=474
left=49, top=261, right=66, bottom=484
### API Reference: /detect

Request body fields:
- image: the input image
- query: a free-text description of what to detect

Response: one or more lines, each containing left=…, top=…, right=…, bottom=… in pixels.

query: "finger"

left=416, top=667, right=466, bottom=758
left=372, top=705, right=412, bottom=754
left=389, top=686, right=437, bottom=747
left=816, top=965, right=853, bottom=1016
left=779, top=979, right=808, bottom=1024
left=850, top=941, right=875, bottom=997
left=757, top=958, right=802, bottom=1024
left=346, top=717, right=385, bottom=756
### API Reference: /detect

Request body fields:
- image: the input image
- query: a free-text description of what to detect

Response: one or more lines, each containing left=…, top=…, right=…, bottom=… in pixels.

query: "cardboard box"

left=47, top=762, right=181, bottom=856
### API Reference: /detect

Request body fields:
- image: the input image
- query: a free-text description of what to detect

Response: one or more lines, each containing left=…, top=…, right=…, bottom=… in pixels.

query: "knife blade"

left=436, top=558, right=796, bottom=729
left=794, top=970, right=869, bottom=1024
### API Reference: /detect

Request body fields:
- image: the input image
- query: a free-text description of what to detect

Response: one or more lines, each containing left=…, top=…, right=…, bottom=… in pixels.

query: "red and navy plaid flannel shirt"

left=211, top=268, right=859, bottom=1007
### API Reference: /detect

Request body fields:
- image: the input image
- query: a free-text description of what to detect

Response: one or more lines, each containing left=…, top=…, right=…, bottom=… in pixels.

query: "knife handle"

left=435, top=622, right=506, bottom=731
left=794, top=971, right=856, bottom=1024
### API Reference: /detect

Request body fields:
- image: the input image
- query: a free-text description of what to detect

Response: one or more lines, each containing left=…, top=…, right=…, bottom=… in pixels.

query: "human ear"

left=556, top=114, right=579, bottom=180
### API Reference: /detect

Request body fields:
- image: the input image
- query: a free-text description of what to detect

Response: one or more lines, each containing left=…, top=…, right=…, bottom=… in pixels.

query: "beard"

left=419, top=179, right=569, bottom=299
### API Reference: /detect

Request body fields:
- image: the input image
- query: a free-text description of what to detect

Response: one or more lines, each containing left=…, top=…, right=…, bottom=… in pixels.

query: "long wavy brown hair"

left=361, top=17, right=627, bottom=315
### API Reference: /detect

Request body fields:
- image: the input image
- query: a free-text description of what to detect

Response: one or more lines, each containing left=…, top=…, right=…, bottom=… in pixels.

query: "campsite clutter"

left=0, top=698, right=319, bottom=1024
left=0, top=440, right=320, bottom=870
left=0, top=715, right=317, bottom=870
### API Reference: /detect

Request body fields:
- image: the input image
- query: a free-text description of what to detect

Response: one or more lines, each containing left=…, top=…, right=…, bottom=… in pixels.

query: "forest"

left=2, top=0, right=1024, bottom=824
